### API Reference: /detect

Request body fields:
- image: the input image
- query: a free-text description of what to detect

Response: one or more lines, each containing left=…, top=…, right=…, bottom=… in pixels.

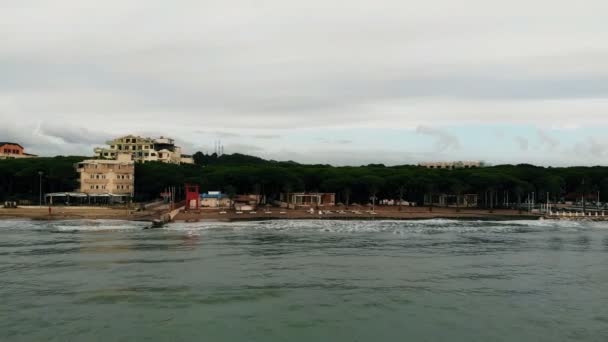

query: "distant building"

left=200, top=192, right=263, bottom=210
left=74, top=153, right=135, bottom=199
left=281, top=193, right=336, bottom=208
left=419, top=161, right=484, bottom=170
left=200, top=191, right=231, bottom=208
left=425, top=193, right=479, bottom=207
left=94, top=135, right=194, bottom=164
left=0, top=142, right=37, bottom=159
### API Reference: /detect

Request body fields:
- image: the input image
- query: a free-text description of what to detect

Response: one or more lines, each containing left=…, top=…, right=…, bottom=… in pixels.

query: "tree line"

left=2, top=153, right=608, bottom=209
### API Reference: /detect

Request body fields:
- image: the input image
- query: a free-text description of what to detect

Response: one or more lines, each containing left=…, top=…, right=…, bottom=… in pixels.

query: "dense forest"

left=2, top=153, right=608, bottom=208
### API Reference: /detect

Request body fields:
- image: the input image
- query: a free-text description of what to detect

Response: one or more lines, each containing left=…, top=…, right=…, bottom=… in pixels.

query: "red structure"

left=184, top=184, right=200, bottom=211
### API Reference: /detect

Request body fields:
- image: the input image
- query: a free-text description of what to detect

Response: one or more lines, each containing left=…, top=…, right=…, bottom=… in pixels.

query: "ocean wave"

left=49, top=220, right=149, bottom=232
left=162, top=219, right=608, bottom=235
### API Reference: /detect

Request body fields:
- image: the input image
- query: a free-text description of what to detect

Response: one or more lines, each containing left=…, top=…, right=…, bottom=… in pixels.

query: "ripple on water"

left=2, top=218, right=608, bottom=341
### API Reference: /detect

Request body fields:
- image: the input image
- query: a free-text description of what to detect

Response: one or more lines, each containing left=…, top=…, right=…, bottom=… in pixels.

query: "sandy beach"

left=0, top=205, right=542, bottom=223
left=174, top=206, right=541, bottom=222
left=0, top=206, right=158, bottom=221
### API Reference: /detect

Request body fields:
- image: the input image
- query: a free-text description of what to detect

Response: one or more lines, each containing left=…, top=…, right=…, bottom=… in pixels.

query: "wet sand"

left=1, top=205, right=542, bottom=223
left=0, top=206, right=158, bottom=221
left=175, top=206, right=540, bottom=222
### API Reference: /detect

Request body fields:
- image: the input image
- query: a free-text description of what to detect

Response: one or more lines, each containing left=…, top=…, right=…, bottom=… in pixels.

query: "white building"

left=94, top=135, right=194, bottom=164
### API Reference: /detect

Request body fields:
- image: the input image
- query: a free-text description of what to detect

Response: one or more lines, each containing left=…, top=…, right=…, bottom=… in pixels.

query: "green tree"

left=360, top=175, right=384, bottom=211
left=224, top=185, right=237, bottom=209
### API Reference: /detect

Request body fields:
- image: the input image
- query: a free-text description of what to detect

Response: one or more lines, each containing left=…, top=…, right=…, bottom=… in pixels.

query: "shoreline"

left=4, top=206, right=607, bottom=223
left=0, top=207, right=158, bottom=222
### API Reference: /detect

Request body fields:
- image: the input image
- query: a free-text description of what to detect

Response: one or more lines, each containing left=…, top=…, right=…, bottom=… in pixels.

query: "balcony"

left=82, top=178, right=110, bottom=184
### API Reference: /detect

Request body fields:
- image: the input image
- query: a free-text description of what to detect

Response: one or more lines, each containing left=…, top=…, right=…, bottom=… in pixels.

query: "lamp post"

left=38, top=171, right=43, bottom=207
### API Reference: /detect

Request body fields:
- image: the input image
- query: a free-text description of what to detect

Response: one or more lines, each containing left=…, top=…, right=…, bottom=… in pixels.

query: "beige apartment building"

left=94, top=135, right=194, bottom=164
left=75, top=153, right=135, bottom=197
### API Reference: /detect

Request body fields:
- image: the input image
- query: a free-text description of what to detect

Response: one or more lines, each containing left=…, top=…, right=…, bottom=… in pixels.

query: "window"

left=90, top=185, right=94, bottom=189
left=95, top=185, right=99, bottom=189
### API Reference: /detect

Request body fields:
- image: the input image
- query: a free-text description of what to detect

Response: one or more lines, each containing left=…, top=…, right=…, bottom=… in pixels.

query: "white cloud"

left=415, top=126, right=461, bottom=152
left=537, top=129, right=560, bottom=150
left=515, top=137, right=529, bottom=151
left=1, top=0, right=608, bottom=164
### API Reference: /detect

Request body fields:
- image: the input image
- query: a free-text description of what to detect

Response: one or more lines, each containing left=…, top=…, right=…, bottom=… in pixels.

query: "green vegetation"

left=0, top=156, right=83, bottom=202
left=2, top=154, right=608, bottom=208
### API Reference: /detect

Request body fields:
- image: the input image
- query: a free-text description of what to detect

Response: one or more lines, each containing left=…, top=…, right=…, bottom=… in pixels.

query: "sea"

left=1, top=219, right=607, bottom=341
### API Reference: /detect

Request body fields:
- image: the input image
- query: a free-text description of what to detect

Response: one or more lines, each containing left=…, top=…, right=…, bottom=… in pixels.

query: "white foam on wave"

left=162, top=218, right=608, bottom=235
left=50, top=220, right=149, bottom=232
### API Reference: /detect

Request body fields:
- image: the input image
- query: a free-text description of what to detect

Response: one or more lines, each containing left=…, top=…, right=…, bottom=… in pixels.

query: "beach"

left=11, top=205, right=608, bottom=224
left=0, top=206, right=158, bottom=221
left=175, top=206, right=539, bottom=222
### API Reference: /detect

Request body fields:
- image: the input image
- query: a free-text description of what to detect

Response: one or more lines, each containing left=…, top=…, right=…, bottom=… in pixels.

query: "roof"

left=201, top=193, right=228, bottom=199
left=77, top=158, right=134, bottom=165
left=0, top=142, right=24, bottom=149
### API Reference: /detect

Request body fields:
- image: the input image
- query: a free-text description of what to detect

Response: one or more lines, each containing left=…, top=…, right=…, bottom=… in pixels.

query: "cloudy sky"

left=1, top=0, right=608, bottom=165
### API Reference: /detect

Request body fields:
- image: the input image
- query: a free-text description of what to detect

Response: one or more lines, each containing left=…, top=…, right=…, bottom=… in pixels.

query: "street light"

left=38, top=171, right=43, bottom=207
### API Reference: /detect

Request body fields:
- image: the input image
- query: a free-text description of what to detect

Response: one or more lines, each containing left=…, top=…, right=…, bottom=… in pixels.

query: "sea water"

left=1, top=219, right=608, bottom=341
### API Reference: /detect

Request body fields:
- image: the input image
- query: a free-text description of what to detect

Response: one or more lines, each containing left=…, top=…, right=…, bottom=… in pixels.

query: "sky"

left=1, top=0, right=608, bottom=166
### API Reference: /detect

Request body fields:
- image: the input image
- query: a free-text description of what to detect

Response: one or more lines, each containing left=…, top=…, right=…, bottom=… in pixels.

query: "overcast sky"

left=1, top=0, right=608, bottom=165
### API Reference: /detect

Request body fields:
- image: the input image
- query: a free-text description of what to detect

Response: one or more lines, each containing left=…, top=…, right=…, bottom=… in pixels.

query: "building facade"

left=419, top=161, right=484, bottom=170
left=0, top=142, right=37, bottom=159
left=94, top=135, right=194, bottom=164
left=200, top=192, right=231, bottom=208
left=75, top=153, right=135, bottom=197
left=281, top=193, right=336, bottom=208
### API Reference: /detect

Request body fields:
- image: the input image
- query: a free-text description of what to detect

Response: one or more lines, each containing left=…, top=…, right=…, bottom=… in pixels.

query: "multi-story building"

left=0, top=142, right=37, bottom=160
left=419, top=161, right=484, bottom=170
left=75, top=153, right=135, bottom=197
left=94, top=135, right=194, bottom=164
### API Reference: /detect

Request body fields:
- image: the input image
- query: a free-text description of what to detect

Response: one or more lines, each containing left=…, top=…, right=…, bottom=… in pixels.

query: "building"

left=281, top=193, right=336, bottom=208
left=419, top=161, right=484, bottom=170
left=200, top=192, right=263, bottom=209
left=0, top=142, right=37, bottom=159
left=74, top=153, right=135, bottom=199
left=94, top=135, right=194, bottom=164
left=200, top=191, right=231, bottom=208
left=424, top=193, right=479, bottom=207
